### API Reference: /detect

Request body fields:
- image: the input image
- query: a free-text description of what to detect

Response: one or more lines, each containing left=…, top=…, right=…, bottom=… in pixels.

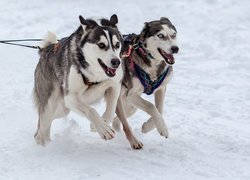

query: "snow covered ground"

left=0, top=0, right=250, bottom=179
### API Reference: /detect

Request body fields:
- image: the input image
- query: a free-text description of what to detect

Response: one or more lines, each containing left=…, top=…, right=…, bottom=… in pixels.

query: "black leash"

left=0, top=39, right=43, bottom=49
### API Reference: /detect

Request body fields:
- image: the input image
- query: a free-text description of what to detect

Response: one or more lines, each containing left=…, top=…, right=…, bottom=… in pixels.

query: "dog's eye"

left=115, top=42, right=120, bottom=49
left=171, top=34, right=176, bottom=39
left=157, top=34, right=164, bottom=39
left=98, top=43, right=106, bottom=49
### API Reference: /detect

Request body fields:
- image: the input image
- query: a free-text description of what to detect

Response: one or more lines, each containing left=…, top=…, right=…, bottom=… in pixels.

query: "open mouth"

left=158, top=48, right=175, bottom=65
left=98, top=59, right=116, bottom=77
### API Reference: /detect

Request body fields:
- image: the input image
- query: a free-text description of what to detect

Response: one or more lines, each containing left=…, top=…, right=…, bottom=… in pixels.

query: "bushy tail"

left=40, top=31, right=57, bottom=48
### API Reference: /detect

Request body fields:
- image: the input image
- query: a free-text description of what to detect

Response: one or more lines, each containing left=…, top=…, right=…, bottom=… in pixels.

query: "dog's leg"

left=66, top=81, right=117, bottom=140
left=112, top=87, right=137, bottom=131
left=34, top=94, right=70, bottom=146
left=116, top=96, right=143, bottom=149
left=102, top=83, right=121, bottom=123
left=65, top=95, right=115, bottom=140
left=128, top=93, right=168, bottom=138
left=142, top=87, right=166, bottom=133
left=112, top=103, right=137, bottom=131
left=90, top=82, right=121, bottom=132
left=34, top=111, right=54, bottom=146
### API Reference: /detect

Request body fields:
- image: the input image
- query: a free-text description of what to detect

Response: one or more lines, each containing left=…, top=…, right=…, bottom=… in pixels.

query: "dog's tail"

left=40, top=31, right=58, bottom=48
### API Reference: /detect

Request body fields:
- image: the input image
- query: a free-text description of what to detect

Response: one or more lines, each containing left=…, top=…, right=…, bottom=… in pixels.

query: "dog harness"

left=81, top=74, right=99, bottom=86
left=122, top=34, right=170, bottom=95
left=134, top=64, right=169, bottom=95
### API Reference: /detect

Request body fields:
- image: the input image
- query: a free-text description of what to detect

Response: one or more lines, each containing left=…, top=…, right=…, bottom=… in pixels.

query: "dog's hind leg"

left=34, top=89, right=70, bottom=146
left=34, top=110, right=54, bottom=146
left=142, top=87, right=166, bottom=133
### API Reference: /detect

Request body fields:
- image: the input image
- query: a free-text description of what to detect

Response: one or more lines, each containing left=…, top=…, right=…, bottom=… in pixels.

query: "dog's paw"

left=141, top=118, right=155, bottom=133
left=95, top=122, right=115, bottom=140
left=131, top=139, right=143, bottom=150
left=90, top=123, right=97, bottom=132
left=153, top=117, right=169, bottom=138
left=156, top=122, right=169, bottom=138
left=157, top=127, right=169, bottom=138
left=34, top=132, right=50, bottom=146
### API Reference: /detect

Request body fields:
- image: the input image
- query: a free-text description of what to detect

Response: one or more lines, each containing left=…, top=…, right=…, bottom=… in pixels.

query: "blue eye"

left=157, top=34, right=164, bottom=39
left=171, top=34, right=176, bottom=39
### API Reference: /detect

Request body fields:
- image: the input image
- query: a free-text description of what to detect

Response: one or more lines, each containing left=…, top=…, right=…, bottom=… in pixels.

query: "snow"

left=0, top=0, right=250, bottom=179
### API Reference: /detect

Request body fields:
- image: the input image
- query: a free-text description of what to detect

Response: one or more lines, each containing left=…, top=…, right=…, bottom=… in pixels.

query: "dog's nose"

left=171, top=46, right=179, bottom=54
left=111, top=58, right=120, bottom=68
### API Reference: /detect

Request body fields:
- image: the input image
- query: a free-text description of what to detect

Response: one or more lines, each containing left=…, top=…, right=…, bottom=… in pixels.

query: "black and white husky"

left=113, top=17, right=179, bottom=148
left=33, top=14, right=123, bottom=145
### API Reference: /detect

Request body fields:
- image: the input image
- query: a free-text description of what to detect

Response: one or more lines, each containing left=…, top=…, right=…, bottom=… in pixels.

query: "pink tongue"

left=167, top=54, right=174, bottom=61
left=163, top=52, right=175, bottom=64
left=107, top=67, right=116, bottom=76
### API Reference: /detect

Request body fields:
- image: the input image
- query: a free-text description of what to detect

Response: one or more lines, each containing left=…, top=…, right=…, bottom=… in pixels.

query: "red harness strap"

left=53, top=43, right=60, bottom=53
left=122, top=45, right=134, bottom=70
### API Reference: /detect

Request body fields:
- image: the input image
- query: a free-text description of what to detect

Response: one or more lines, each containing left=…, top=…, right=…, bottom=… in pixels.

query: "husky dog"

left=113, top=17, right=179, bottom=146
left=33, top=14, right=124, bottom=145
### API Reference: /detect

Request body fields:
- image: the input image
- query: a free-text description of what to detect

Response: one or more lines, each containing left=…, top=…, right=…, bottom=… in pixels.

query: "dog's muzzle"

left=98, top=58, right=120, bottom=77
left=111, top=58, right=120, bottom=69
left=158, top=46, right=178, bottom=65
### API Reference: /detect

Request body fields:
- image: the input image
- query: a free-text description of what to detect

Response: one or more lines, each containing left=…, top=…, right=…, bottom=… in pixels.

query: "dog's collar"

left=81, top=73, right=99, bottom=86
left=133, top=41, right=154, bottom=59
left=122, top=34, right=154, bottom=61
left=134, top=63, right=170, bottom=95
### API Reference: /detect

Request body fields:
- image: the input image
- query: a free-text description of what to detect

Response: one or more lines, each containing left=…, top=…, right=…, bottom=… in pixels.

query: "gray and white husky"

left=113, top=17, right=179, bottom=148
left=33, top=14, right=124, bottom=145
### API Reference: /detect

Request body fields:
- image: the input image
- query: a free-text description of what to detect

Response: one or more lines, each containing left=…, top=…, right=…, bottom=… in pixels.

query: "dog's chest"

left=143, top=61, right=162, bottom=81
left=67, top=66, right=87, bottom=93
left=145, top=67, right=158, bottom=81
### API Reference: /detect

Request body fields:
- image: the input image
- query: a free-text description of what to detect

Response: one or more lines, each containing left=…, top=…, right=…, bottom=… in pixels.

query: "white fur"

left=40, top=31, right=58, bottom=48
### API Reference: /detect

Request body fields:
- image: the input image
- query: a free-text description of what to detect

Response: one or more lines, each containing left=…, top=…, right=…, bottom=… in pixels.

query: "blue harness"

left=134, top=63, right=170, bottom=95
left=123, top=34, right=170, bottom=95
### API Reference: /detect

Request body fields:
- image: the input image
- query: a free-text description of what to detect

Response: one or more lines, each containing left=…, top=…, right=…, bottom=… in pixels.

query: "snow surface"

left=0, top=0, right=250, bottom=179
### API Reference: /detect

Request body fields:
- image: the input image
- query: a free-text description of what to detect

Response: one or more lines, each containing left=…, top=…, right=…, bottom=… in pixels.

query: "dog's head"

left=140, top=17, right=179, bottom=65
left=76, top=14, right=122, bottom=78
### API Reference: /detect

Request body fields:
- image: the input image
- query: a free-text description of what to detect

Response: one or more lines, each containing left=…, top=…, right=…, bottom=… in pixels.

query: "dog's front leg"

left=116, top=95, right=143, bottom=149
left=65, top=92, right=115, bottom=140
left=89, top=81, right=121, bottom=132
left=142, top=87, right=166, bottom=133
left=128, top=93, right=168, bottom=138
left=102, top=82, right=121, bottom=124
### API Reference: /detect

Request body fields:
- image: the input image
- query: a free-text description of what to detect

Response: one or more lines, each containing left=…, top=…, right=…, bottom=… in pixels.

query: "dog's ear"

left=100, top=14, right=118, bottom=27
left=160, top=17, right=171, bottom=24
left=79, top=15, right=95, bottom=30
left=110, top=14, right=118, bottom=27
left=79, top=16, right=90, bottom=26
left=144, top=22, right=149, bottom=28
left=138, top=22, right=149, bottom=41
